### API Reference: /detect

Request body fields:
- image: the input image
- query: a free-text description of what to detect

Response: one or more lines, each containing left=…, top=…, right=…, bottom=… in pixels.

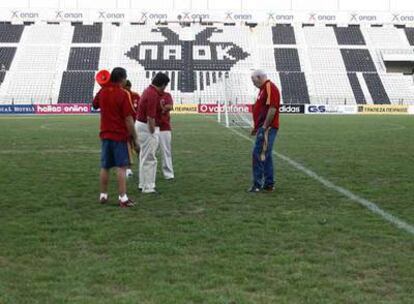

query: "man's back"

left=93, top=84, right=133, bottom=141
left=137, top=85, right=161, bottom=123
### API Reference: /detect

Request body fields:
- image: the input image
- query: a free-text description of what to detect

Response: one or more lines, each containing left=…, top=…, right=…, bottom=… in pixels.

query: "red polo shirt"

left=130, top=91, right=140, bottom=114
left=125, top=90, right=140, bottom=121
left=158, top=92, right=173, bottom=131
left=137, top=85, right=163, bottom=125
left=252, top=80, right=280, bottom=130
left=93, top=83, right=134, bottom=142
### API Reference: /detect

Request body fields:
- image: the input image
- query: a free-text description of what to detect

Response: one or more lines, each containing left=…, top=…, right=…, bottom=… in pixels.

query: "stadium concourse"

left=0, top=22, right=414, bottom=108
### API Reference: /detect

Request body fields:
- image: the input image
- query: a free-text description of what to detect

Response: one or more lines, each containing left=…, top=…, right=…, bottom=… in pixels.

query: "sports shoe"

left=262, top=185, right=275, bottom=192
left=247, top=186, right=261, bottom=193
left=142, top=189, right=160, bottom=195
left=99, top=196, right=108, bottom=204
left=126, top=169, right=133, bottom=177
left=119, top=199, right=135, bottom=208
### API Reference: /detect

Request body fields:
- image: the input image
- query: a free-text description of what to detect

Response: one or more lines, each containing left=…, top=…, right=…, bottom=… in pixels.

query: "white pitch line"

left=229, top=127, right=414, bottom=236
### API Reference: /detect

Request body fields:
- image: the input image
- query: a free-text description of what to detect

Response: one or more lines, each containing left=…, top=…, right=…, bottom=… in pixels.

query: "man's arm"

left=161, top=95, right=173, bottom=113
left=161, top=103, right=173, bottom=112
left=262, top=83, right=280, bottom=129
left=125, top=115, right=139, bottom=152
left=262, top=107, right=277, bottom=129
left=92, top=89, right=101, bottom=110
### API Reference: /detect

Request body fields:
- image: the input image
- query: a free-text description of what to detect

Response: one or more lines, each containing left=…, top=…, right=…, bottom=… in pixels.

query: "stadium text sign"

left=172, top=104, right=198, bottom=114
left=305, top=105, right=358, bottom=114
left=36, top=104, right=91, bottom=114
left=198, top=104, right=252, bottom=114
left=357, top=105, right=409, bottom=114
left=279, top=104, right=304, bottom=114
left=0, top=104, right=35, bottom=114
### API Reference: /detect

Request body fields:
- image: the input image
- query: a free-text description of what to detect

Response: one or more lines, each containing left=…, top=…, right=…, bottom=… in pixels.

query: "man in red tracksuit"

left=92, top=67, right=139, bottom=207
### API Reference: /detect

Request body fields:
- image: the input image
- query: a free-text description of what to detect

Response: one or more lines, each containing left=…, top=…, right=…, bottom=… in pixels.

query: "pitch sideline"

left=229, top=127, right=414, bottom=236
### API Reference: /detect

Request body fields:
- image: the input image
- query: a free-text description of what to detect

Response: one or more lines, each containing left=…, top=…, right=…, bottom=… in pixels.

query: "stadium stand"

left=272, top=25, right=296, bottom=45
left=72, top=23, right=102, bottom=43
left=0, top=22, right=413, bottom=105
left=0, top=24, right=24, bottom=43
left=404, top=28, right=414, bottom=46
left=0, top=47, right=17, bottom=70
left=58, top=71, right=95, bottom=103
left=334, top=26, right=366, bottom=45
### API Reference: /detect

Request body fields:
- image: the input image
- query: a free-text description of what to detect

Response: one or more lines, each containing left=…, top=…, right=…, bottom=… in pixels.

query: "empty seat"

left=279, top=72, right=310, bottom=104
left=311, top=73, right=355, bottom=104
left=4, top=72, right=56, bottom=104
left=0, top=71, right=5, bottom=85
left=272, top=25, right=296, bottom=45
left=303, top=27, right=337, bottom=47
left=308, top=48, right=347, bottom=72
left=404, top=28, right=414, bottom=46
left=58, top=72, right=95, bottom=103
left=363, top=73, right=390, bottom=104
left=347, top=73, right=366, bottom=104
left=363, top=27, right=410, bottom=48
left=72, top=23, right=102, bottom=43
left=67, top=47, right=101, bottom=71
left=340, top=49, right=376, bottom=72
left=334, top=26, right=366, bottom=45
left=0, top=48, right=17, bottom=70
left=274, top=48, right=301, bottom=72
left=0, top=24, right=24, bottom=43
left=13, top=46, right=60, bottom=72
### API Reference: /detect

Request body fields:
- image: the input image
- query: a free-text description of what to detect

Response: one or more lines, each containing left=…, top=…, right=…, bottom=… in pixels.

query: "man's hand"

left=251, top=128, right=257, bottom=136
left=133, top=138, right=140, bottom=154
left=148, top=117, right=156, bottom=134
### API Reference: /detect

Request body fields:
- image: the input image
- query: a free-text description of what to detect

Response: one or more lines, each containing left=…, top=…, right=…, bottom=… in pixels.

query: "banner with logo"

left=0, top=104, right=35, bottom=114
left=35, top=104, right=91, bottom=115
left=2, top=8, right=414, bottom=24
left=198, top=103, right=252, bottom=114
left=357, top=105, right=409, bottom=115
left=409, top=106, right=414, bottom=115
left=279, top=104, right=305, bottom=114
left=172, top=104, right=198, bottom=114
left=305, top=104, right=358, bottom=114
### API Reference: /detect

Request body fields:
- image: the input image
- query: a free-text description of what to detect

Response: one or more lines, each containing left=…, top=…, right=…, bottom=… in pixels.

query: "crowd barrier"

left=0, top=103, right=413, bottom=115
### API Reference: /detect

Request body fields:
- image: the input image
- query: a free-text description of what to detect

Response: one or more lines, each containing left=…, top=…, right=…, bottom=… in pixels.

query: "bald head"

left=251, top=69, right=268, bottom=88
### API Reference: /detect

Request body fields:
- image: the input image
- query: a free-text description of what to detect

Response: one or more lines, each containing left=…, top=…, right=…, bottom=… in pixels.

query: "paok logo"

left=125, top=27, right=250, bottom=93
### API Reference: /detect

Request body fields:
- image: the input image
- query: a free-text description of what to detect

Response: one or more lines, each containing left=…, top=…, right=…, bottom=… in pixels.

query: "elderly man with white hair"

left=248, top=70, right=281, bottom=193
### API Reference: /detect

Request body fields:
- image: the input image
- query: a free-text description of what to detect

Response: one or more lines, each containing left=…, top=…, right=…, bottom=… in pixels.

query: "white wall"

left=1, top=0, right=413, bottom=11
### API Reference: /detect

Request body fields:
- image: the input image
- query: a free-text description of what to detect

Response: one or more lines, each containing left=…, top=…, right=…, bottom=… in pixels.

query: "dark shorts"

left=101, top=139, right=130, bottom=169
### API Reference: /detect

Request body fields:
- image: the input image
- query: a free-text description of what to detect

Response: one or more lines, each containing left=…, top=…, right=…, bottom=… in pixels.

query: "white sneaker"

left=142, top=187, right=158, bottom=194
left=126, top=169, right=133, bottom=177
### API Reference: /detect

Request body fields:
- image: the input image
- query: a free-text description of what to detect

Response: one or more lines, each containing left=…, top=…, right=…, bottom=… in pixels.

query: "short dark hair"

left=110, top=67, right=127, bottom=83
left=125, top=80, right=132, bottom=89
left=152, top=72, right=170, bottom=87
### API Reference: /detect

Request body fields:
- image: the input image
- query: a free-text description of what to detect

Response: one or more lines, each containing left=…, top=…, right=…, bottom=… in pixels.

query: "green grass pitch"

left=0, top=114, right=413, bottom=303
